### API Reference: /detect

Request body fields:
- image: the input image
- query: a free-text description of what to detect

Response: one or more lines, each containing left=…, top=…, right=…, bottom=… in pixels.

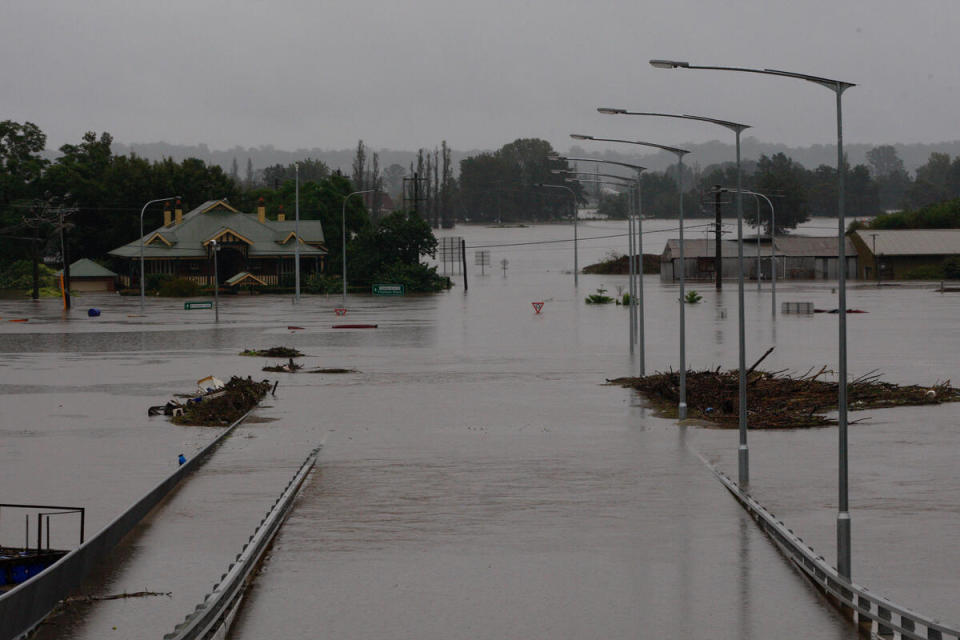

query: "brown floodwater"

left=2, top=218, right=956, bottom=639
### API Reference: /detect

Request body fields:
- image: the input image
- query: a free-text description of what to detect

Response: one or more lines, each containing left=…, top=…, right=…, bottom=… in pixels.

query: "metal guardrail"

left=0, top=409, right=256, bottom=640
left=163, top=445, right=321, bottom=640
left=706, top=459, right=959, bottom=639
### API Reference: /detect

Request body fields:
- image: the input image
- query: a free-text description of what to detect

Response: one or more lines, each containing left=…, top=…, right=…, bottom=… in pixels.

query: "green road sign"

left=373, top=283, right=404, bottom=296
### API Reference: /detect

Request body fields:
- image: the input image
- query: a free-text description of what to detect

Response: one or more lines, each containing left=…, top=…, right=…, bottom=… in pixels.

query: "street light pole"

left=597, top=109, right=750, bottom=479
left=571, top=134, right=688, bottom=420
left=536, top=183, right=579, bottom=286
left=651, top=58, right=855, bottom=579
left=550, top=155, right=647, bottom=372
left=342, top=189, right=375, bottom=307
left=210, top=238, right=219, bottom=323
left=139, top=196, right=180, bottom=314
left=295, top=163, right=300, bottom=303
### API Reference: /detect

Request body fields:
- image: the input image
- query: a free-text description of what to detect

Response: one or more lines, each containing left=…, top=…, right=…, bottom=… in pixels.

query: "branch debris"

left=609, top=367, right=960, bottom=428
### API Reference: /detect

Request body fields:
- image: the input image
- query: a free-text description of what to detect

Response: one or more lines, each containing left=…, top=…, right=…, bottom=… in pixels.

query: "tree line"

left=0, top=121, right=447, bottom=294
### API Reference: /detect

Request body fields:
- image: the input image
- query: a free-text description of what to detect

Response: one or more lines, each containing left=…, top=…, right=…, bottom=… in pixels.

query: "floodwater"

left=1, top=218, right=957, bottom=639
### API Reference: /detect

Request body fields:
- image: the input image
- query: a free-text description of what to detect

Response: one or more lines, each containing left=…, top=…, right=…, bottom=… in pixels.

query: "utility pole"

left=714, top=185, right=722, bottom=290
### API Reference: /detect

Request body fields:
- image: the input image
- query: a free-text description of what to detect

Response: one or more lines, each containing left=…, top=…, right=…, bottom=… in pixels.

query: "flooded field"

left=1, top=218, right=956, bottom=638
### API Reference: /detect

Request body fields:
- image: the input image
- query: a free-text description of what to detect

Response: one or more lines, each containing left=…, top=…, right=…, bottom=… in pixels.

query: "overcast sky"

left=3, top=0, right=958, bottom=155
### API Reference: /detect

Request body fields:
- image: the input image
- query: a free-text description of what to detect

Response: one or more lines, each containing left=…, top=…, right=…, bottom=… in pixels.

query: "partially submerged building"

left=850, top=229, right=960, bottom=280
left=57, top=258, right=118, bottom=292
left=109, top=199, right=326, bottom=288
left=660, top=235, right=857, bottom=282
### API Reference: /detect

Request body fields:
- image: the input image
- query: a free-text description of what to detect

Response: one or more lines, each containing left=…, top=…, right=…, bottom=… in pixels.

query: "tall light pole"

left=571, top=134, right=690, bottom=418
left=210, top=238, right=219, bottom=323
left=559, top=174, right=640, bottom=355
left=139, top=196, right=180, bottom=314
left=535, top=183, right=579, bottom=286
left=597, top=109, right=751, bottom=483
left=740, top=189, right=778, bottom=316
left=550, top=155, right=647, bottom=373
left=295, top=163, right=301, bottom=303
left=342, top=189, right=375, bottom=307
left=652, top=58, right=856, bottom=580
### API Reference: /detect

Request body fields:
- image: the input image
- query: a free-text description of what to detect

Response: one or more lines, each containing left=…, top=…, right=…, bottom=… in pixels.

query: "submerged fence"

left=163, top=445, right=321, bottom=640
left=0, top=410, right=255, bottom=640
left=707, top=460, right=960, bottom=639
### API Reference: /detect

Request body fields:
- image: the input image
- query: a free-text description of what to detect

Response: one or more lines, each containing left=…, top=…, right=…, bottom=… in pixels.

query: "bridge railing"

left=708, top=461, right=959, bottom=640
left=163, top=445, right=321, bottom=640
left=0, top=410, right=255, bottom=640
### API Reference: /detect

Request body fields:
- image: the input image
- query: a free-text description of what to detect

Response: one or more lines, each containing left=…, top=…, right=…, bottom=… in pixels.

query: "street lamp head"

left=550, top=169, right=569, bottom=174
left=569, top=134, right=594, bottom=140
left=597, top=107, right=627, bottom=115
left=650, top=59, right=689, bottom=69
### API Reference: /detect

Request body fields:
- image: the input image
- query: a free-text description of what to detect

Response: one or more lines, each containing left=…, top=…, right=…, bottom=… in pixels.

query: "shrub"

left=901, top=265, right=943, bottom=280
left=303, top=273, right=341, bottom=294
left=0, top=260, right=57, bottom=290
left=158, top=278, right=201, bottom=297
left=943, top=256, right=960, bottom=279
left=146, top=273, right=175, bottom=292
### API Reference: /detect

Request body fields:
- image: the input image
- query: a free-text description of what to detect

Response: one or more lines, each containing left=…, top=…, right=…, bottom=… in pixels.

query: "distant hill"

left=567, top=137, right=960, bottom=174
left=43, top=137, right=960, bottom=177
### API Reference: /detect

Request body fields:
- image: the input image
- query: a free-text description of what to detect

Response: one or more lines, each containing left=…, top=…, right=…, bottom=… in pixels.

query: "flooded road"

left=1, top=219, right=956, bottom=638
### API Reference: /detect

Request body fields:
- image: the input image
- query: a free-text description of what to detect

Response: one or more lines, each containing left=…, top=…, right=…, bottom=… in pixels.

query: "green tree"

left=751, top=153, right=809, bottom=232
left=457, top=138, right=583, bottom=222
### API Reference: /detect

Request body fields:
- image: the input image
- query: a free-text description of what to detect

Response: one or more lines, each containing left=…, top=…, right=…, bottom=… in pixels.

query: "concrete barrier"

left=0, top=410, right=255, bottom=640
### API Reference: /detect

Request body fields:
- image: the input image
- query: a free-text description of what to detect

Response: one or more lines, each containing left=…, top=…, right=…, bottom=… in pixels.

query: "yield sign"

left=532, top=301, right=544, bottom=314
left=334, top=307, right=347, bottom=316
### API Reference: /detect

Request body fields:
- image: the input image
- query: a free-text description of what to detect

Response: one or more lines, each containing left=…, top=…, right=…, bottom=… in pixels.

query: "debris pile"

left=263, top=358, right=303, bottom=373
left=609, top=365, right=960, bottom=428
left=160, top=376, right=273, bottom=426
left=240, top=346, right=303, bottom=358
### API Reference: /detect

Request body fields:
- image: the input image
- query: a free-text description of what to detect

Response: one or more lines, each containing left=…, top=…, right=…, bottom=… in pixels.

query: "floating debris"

left=153, top=377, right=274, bottom=426
left=239, top=347, right=304, bottom=358
left=609, top=362, right=960, bottom=429
left=263, top=358, right=303, bottom=373
left=306, top=368, right=357, bottom=374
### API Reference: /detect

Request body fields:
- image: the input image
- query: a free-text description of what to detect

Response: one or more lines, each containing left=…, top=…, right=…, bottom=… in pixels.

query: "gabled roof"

left=663, top=235, right=855, bottom=259
left=225, top=271, right=267, bottom=287
left=109, top=199, right=326, bottom=259
left=57, top=258, right=117, bottom=278
left=852, top=229, right=960, bottom=256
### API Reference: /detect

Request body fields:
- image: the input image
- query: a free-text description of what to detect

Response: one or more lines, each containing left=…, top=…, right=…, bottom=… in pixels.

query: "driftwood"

left=609, top=368, right=960, bottom=429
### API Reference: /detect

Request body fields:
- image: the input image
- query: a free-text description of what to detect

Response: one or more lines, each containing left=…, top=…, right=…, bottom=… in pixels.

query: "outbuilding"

left=850, top=229, right=960, bottom=280
left=57, top=258, right=118, bottom=292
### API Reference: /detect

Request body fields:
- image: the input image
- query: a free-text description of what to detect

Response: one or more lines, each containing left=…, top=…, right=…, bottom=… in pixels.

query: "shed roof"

left=852, top=229, right=960, bottom=256
left=57, top=258, right=117, bottom=278
left=662, top=235, right=855, bottom=259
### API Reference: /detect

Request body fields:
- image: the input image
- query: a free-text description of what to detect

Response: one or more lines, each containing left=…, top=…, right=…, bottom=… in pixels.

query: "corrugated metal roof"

left=853, top=229, right=960, bottom=256
left=663, top=235, right=855, bottom=259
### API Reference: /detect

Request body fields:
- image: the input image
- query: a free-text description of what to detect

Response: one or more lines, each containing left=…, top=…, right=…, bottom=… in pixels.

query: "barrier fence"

left=0, top=410, right=255, bottom=640
left=163, top=445, right=321, bottom=640
left=706, top=459, right=959, bottom=639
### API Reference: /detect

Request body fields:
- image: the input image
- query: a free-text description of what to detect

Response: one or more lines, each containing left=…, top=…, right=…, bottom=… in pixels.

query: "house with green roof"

left=108, top=199, right=326, bottom=288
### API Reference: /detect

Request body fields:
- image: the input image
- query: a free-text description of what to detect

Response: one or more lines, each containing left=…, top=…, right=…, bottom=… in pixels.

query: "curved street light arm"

left=649, top=59, right=855, bottom=93
left=598, top=108, right=750, bottom=134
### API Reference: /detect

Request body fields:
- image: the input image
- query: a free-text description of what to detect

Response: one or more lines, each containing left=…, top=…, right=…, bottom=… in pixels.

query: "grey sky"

left=3, top=0, right=958, bottom=155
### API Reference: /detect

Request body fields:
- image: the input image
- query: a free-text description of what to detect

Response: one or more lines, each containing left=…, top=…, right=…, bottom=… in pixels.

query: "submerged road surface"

left=1, top=219, right=956, bottom=638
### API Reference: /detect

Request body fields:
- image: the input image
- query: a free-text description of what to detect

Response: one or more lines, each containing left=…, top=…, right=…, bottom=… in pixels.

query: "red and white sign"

left=334, top=308, right=347, bottom=316
left=532, top=302, right=544, bottom=314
